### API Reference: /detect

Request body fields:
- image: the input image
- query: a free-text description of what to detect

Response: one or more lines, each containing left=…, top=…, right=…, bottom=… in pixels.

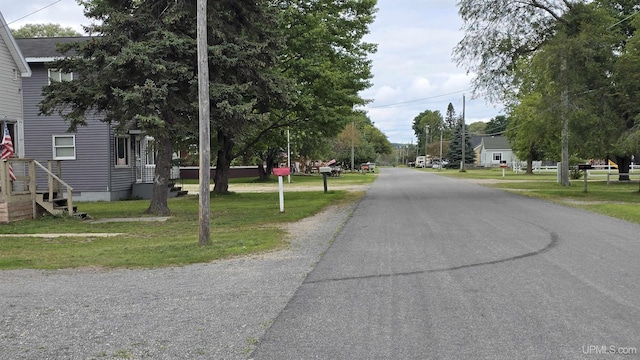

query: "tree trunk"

left=257, top=163, right=267, bottom=180
left=526, top=151, right=534, bottom=175
left=264, top=152, right=276, bottom=180
left=616, top=156, right=631, bottom=182
left=145, top=135, right=171, bottom=215
left=213, top=132, right=233, bottom=194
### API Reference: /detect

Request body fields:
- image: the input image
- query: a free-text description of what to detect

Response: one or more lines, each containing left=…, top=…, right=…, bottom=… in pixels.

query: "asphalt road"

left=251, top=167, right=640, bottom=360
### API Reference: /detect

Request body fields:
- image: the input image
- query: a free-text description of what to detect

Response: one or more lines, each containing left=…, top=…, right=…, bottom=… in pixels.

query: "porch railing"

left=0, top=158, right=74, bottom=218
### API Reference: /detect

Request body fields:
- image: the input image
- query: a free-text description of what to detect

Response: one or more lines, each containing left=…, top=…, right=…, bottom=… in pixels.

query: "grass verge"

left=429, top=168, right=640, bottom=224
left=0, top=190, right=363, bottom=270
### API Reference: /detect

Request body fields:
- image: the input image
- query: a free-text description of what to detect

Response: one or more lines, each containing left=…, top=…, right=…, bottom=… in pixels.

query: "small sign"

left=273, top=168, right=290, bottom=176
left=319, top=167, right=332, bottom=173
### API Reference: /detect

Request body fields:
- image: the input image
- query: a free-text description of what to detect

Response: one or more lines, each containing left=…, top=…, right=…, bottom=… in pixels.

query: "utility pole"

left=439, top=126, right=443, bottom=171
left=287, top=128, right=291, bottom=184
left=197, top=0, right=210, bottom=246
left=460, top=94, right=466, bottom=172
left=424, top=125, right=429, bottom=164
left=350, top=121, right=355, bottom=173
left=560, top=57, right=570, bottom=186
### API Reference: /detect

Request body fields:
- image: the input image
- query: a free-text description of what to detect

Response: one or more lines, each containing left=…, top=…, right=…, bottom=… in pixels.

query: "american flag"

left=1, top=122, right=16, bottom=181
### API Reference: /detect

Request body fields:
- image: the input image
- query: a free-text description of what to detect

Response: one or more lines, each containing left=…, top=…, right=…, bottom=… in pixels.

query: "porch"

left=0, top=159, right=75, bottom=223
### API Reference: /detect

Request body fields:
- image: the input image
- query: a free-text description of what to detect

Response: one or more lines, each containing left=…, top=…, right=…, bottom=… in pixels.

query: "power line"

left=608, top=9, right=640, bottom=29
left=365, top=88, right=472, bottom=109
left=5, top=0, right=63, bottom=26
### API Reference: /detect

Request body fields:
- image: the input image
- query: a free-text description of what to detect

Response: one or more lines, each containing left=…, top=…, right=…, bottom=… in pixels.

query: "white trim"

left=48, top=69, right=74, bottom=85
left=17, top=118, right=24, bottom=158
left=114, top=135, right=131, bottom=168
left=24, top=57, right=60, bottom=63
left=0, top=12, right=32, bottom=77
left=52, top=134, right=76, bottom=160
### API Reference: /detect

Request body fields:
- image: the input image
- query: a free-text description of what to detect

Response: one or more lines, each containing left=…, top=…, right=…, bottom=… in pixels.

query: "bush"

left=570, top=167, right=583, bottom=179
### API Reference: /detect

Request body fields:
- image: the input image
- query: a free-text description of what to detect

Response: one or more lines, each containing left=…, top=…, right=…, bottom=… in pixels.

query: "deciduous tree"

left=11, top=23, right=81, bottom=38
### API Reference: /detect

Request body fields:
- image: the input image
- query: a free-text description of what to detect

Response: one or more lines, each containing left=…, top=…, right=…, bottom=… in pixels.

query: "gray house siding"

left=0, top=38, right=23, bottom=123
left=22, top=64, right=117, bottom=201
left=0, top=13, right=29, bottom=159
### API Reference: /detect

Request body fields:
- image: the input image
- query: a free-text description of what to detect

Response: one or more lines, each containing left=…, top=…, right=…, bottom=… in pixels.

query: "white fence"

left=513, top=161, right=640, bottom=174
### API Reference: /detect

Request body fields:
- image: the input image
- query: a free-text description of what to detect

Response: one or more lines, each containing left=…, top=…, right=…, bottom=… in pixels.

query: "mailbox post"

left=272, top=167, right=290, bottom=212
left=578, top=164, right=592, bottom=193
left=319, top=166, right=332, bottom=193
left=500, top=160, right=507, bottom=178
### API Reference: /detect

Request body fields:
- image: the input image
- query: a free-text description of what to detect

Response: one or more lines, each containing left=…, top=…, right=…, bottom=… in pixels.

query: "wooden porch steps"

left=35, top=191, right=85, bottom=218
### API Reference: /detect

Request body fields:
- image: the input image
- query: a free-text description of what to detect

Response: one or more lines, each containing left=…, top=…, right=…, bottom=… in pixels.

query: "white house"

left=476, top=136, right=518, bottom=167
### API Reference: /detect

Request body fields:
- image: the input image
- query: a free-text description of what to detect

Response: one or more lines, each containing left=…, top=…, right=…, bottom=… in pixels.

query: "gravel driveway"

left=0, top=203, right=357, bottom=360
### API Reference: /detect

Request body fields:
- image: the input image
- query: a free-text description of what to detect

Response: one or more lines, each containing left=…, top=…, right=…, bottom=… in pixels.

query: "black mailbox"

left=578, top=164, right=593, bottom=170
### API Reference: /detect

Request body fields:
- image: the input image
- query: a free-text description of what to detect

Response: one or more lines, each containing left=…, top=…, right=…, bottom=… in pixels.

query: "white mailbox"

left=319, top=167, right=332, bottom=174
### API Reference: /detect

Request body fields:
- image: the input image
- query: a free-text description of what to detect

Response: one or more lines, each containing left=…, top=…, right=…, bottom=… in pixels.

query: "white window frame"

left=492, top=152, right=503, bottom=162
left=52, top=135, right=76, bottom=160
left=115, top=135, right=131, bottom=167
left=48, top=69, right=73, bottom=85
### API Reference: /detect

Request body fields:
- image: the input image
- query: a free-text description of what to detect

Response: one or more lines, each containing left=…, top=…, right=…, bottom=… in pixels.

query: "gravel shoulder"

left=0, top=201, right=360, bottom=359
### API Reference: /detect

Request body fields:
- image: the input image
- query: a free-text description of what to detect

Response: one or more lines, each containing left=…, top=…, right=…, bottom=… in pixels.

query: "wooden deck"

left=0, top=159, right=74, bottom=223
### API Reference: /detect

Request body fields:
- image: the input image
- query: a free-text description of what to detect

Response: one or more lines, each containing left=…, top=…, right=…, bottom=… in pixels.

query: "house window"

left=145, top=140, right=156, bottom=165
left=492, top=152, right=503, bottom=162
left=53, top=135, right=76, bottom=160
left=115, top=136, right=130, bottom=167
left=48, top=69, right=73, bottom=84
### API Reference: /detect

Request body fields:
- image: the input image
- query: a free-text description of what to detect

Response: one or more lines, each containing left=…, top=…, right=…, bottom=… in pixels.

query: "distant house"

left=475, top=136, right=518, bottom=167
left=14, top=36, right=179, bottom=201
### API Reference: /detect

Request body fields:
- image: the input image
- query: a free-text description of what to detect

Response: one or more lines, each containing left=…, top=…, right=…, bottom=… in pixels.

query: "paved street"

left=251, top=167, right=640, bottom=359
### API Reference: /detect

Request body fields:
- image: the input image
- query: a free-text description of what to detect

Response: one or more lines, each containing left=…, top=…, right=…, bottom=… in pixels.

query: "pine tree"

left=445, top=120, right=475, bottom=168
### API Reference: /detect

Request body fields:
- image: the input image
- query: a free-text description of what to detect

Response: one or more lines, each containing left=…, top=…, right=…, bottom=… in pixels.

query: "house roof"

left=470, top=135, right=482, bottom=149
left=481, top=136, right=511, bottom=150
left=14, top=36, right=89, bottom=62
left=0, top=12, right=31, bottom=77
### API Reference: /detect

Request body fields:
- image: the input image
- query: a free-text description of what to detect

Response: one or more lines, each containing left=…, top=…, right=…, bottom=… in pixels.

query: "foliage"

left=412, top=109, right=444, bottom=157
left=485, top=115, right=508, bottom=135
left=458, top=0, right=640, bottom=181
left=468, top=121, right=486, bottom=135
left=40, top=0, right=203, bottom=215
left=213, top=0, right=378, bottom=193
left=445, top=121, right=476, bottom=168
left=11, top=23, right=82, bottom=38
left=453, top=0, right=570, bottom=103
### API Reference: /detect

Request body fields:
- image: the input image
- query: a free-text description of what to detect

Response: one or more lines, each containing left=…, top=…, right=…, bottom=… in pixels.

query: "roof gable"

left=481, top=136, right=511, bottom=150
left=0, top=12, right=31, bottom=77
left=14, top=36, right=89, bottom=62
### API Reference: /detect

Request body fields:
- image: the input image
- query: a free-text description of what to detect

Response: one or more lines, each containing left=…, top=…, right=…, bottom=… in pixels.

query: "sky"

left=2, top=0, right=504, bottom=144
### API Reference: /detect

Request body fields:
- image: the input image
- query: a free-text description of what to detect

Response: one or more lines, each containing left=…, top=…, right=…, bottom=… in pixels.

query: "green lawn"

left=0, top=190, right=363, bottom=270
left=429, top=167, right=640, bottom=224
left=181, top=171, right=378, bottom=186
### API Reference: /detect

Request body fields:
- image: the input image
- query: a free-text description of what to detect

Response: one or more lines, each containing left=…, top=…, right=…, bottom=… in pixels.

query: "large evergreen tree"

left=209, top=0, right=292, bottom=193
left=40, top=0, right=200, bottom=215
left=445, top=121, right=475, bottom=169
